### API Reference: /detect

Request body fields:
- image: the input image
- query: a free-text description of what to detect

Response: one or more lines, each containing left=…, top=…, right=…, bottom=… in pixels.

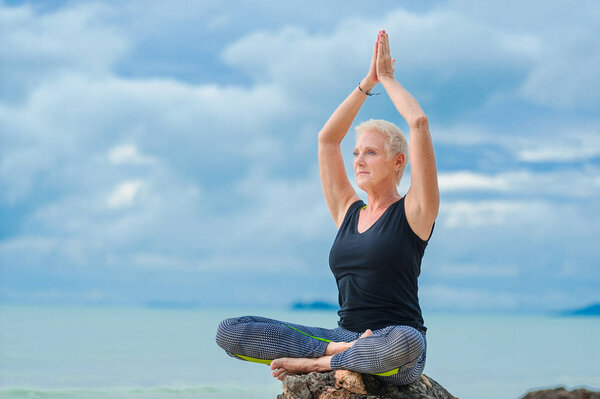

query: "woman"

left=216, top=30, right=439, bottom=386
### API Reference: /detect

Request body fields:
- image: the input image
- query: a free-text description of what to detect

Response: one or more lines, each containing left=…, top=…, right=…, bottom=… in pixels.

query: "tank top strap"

left=338, top=200, right=365, bottom=230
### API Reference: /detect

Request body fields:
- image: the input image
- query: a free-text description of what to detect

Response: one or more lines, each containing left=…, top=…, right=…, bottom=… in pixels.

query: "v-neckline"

left=356, top=197, right=402, bottom=235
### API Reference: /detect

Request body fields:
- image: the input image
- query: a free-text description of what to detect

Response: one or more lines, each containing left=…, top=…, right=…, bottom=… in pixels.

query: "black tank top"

left=329, top=197, right=432, bottom=333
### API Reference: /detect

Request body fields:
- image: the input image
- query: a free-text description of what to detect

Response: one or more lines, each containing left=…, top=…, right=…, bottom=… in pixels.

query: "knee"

left=380, top=330, right=425, bottom=385
left=398, top=332, right=426, bottom=383
left=383, top=329, right=426, bottom=370
left=215, top=317, right=244, bottom=352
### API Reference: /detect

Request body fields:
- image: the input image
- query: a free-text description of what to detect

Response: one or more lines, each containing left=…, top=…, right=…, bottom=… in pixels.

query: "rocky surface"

left=521, top=387, right=600, bottom=399
left=276, top=370, right=457, bottom=399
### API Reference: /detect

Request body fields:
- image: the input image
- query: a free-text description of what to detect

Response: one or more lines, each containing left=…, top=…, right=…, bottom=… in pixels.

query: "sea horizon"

left=2, top=299, right=596, bottom=316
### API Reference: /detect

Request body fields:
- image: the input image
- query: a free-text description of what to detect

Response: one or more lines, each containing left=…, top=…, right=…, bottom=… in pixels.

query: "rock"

left=276, top=371, right=457, bottom=399
left=521, top=387, right=600, bottom=399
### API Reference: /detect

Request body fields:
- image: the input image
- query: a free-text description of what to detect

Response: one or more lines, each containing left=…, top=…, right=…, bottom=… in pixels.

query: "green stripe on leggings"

left=373, top=367, right=399, bottom=376
left=283, top=324, right=332, bottom=342
left=235, top=354, right=272, bottom=365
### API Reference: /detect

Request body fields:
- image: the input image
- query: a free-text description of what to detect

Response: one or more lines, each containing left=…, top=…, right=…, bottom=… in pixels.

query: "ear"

left=394, top=153, right=405, bottom=171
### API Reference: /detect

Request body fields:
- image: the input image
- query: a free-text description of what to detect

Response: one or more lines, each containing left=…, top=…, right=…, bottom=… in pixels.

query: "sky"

left=1, top=0, right=599, bottom=313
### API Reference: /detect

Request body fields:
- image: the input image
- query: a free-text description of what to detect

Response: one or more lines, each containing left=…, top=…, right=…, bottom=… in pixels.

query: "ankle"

left=324, top=341, right=349, bottom=356
left=324, top=341, right=338, bottom=356
left=314, top=356, right=333, bottom=372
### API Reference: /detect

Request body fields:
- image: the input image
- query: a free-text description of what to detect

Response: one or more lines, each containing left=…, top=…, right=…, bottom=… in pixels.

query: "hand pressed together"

left=362, top=30, right=396, bottom=91
left=376, top=30, right=395, bottom=82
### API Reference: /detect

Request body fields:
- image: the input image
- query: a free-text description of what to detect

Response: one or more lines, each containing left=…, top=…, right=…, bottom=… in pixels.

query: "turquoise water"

left=0, top=305, right=598, bottom=399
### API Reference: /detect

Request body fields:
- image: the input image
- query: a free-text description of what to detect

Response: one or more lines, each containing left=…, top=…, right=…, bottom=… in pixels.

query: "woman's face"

left=353, top=130, right=402, bottom=192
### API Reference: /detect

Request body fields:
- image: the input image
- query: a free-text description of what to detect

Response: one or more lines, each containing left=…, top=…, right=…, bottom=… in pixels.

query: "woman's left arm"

left=377, top=31, right=439, bottom=240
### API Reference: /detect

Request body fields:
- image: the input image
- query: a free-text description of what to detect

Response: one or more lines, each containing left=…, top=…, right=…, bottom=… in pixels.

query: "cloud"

left=437, top=196, right=598, bottom=232
left=0, top=73, right=300, bottom=205
left=0, top=1, right=330, bottom=283
left=107, top=144, right=157, bottom=165
left=230, top=166, right=334, bottom=246
left=518, top=26, right=600, bottom=109
left=0, top=2, right=129, bottom=100
left=439, top=171, right=511, bottom=192
left=2, top=155, right=335, bottom=275
left=440, top=200, right=534, bottom=228
left=517, top=133, right=600, bottom=163
left=2, top=0, right=599, bottom=310
left=451, top=0, right=600, bottom=109
left=438, top=168, right=600, bottom=199
left=221, top=8, right=539, bottom=117
left=106, top=180, right=144, bottom=209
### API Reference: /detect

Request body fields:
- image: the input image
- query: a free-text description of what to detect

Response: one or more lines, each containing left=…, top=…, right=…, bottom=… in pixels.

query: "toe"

left=273, top=368, right=287, bottom=380
left=270, top=359, right=279, bottom=370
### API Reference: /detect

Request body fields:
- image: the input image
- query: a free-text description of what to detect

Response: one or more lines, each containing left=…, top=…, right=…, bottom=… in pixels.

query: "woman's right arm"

left=318, top=36, right=379, bottom=227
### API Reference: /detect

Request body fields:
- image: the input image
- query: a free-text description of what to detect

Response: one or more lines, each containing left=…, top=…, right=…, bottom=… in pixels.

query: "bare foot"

left=269, top=330, right=374, bottom=381
left=324, top=329, right=373, bottom=355
left=270, top=356, right=332, bottom=381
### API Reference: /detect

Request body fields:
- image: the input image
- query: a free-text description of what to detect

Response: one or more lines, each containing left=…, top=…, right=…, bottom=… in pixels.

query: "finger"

left=383, top=31, right=390, bottom=56
left=377, top=31, right=384, bottom=57
left=372, top=34, right=379, bottom=59
left=385, top=34, right=391, bottom=58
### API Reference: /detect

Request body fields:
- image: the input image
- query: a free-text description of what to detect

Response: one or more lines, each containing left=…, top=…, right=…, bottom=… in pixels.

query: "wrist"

left=378, top=75, right=396, bottom=85
left=358, top=81, right=381, bottom=97
left=360, top=77, right=377, bottom=92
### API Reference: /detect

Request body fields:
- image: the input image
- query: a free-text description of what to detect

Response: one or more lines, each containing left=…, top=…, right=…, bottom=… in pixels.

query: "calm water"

left=0, top=305, right=598, bottom=399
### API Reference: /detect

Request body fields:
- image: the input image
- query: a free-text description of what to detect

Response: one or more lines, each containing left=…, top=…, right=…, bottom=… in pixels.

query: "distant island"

left=291, top=300, right=338, bottom=311
left=560, top=302, right=600, bottom=317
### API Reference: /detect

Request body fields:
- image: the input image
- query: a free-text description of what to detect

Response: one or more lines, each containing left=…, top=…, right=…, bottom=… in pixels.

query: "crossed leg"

left=216, top=315, right=426, bottom=385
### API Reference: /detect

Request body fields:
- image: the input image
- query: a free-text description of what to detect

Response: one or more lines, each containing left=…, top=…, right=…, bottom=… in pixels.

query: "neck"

left=365, top=187, right=401, bottom=211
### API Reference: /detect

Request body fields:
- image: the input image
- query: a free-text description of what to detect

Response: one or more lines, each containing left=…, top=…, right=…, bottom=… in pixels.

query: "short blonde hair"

left=355, top=119, right=409, bottom=184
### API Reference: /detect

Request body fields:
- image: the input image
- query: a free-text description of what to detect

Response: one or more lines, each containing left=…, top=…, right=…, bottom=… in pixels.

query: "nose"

left=354, top=153, right=366, bottom=166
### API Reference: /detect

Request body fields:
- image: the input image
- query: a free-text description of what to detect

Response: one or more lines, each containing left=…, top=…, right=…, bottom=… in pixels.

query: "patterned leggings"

left=215, top=315, right=426, bottom=386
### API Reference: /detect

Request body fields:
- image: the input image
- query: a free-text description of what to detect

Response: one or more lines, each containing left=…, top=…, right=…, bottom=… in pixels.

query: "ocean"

left=0, top=304, right=598, bottom=399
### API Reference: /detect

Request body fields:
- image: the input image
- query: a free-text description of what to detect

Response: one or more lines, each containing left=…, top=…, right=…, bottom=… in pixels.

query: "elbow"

left=318, top=130, right=340, bottom=145
left=409, top=114, right=429, bottom=131
left=317, top=130, right=327, bottom=143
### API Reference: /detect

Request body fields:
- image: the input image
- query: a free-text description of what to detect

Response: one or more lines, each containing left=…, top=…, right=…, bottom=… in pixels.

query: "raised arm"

left=318, top=36, right=379, bottom=227
left=377, top=31, right=439, bottom=240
